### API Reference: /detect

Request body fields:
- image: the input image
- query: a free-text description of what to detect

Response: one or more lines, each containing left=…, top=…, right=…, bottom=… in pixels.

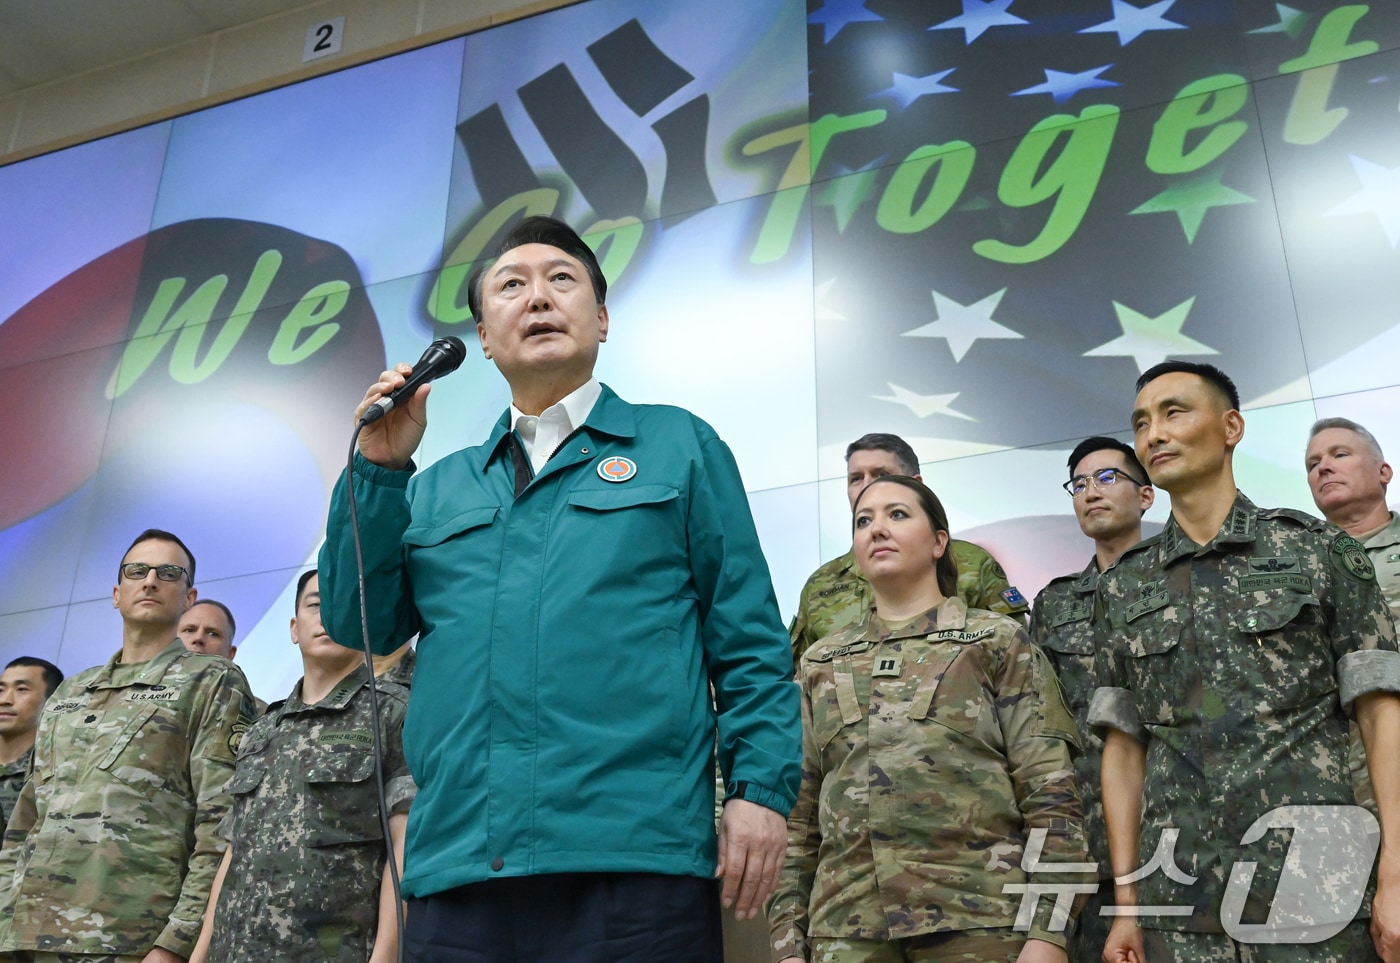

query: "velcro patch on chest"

left=928, top=628, right=995, bottom=643
left=319, top=730, right=374, bottom=748
left=871, top=655, right=903, bottom=678
left=1125, top=590, right=1169, bottom=622
left=125, top=687, right=180, bottom=703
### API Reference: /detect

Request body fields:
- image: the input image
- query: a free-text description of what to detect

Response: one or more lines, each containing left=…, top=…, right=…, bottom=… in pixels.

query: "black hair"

left=5, top=656, right=64, bottom=698
left=1067, top=436, right=1148, bottom=483
left=121, top=528, right=195, bottom=585
left=845, top=433, right=920, bottom=476
left=465, top=215, right=607, bottom=323
left=1136, top=361, right=1240, bottom=411
left=852, top=474, right=959, bottom=598
left=295, top=569, right=318, bottom=611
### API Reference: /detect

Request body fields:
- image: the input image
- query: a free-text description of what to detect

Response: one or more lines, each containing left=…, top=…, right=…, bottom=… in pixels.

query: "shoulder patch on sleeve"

left=1333, top=533, right=1376, bottom=581
left=1002, top=586, right=1027, bottom=608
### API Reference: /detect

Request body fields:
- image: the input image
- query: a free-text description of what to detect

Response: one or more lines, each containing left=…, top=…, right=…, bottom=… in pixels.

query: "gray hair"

left=1309, top=417, right=1385, bottom=461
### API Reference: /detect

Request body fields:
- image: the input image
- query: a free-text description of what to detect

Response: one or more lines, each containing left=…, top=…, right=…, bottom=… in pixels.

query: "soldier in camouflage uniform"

left=1091, top=363, right=1400, bottom=963
left=1306, top=417, right=1400, bottom=818
left=771, top=475, right=1089, bottom=963
left=373, top=642, right=416, bottom=688
left=0, top=529, right=254, bottom=963
left=0, top=659, right=62, bottom=831
left=1028, top=436, right=1154, bottom=963
left=191, top=571, right=413, bottom=963
left=178, top=600, right=269, bottom=716
left=789, top=433, right=1028, bottom=671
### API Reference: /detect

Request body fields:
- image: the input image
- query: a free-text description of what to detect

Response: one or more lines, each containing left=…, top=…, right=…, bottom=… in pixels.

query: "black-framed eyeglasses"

left=120, top=562, right=188, bottom=583
left=1063, top=467, right=1147, bottom=497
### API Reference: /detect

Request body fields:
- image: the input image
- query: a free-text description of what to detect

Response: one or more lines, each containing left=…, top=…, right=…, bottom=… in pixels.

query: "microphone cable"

left=345, top=422, right=406, bottom=963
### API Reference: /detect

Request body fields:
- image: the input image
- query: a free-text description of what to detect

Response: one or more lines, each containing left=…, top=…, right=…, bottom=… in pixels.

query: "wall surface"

left=0, top=0, right=570, bottom=165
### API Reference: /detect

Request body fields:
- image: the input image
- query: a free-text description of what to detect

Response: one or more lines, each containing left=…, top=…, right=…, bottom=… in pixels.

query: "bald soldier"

left=789, top=432, right=1028, bottom=669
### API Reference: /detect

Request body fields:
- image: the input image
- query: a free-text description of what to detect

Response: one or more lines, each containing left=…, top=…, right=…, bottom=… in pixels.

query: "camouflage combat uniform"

left=1029, top=560, right=1113, bottom=963
left=1088, top=493, right=1400, bottom=956
left=789, top=541, right=1029, bottom=670
left=0, top=749, right=32, bottom=830
left=207, top=664, right=413, bottom=962
left=1361, top=511, right=1400, bottom=628
left=375, top=645, right=415, bottom=688
left=0, top=640, right=253, bottom=959
left=769, top=597, right=1090, bottom=961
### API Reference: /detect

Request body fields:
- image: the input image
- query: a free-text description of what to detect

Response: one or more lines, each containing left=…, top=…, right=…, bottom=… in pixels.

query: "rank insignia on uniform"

left=1333, top=534, right=1376, bottom=581
left=597, top=456, right=637, bottom=482
left=1002, top=586, right=1027, bottom=607
left=872, top=656, right=902, bottom=677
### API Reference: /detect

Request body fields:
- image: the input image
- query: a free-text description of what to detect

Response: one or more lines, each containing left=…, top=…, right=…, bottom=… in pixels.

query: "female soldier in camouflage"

left=768, top=475, right=1091, bottom=963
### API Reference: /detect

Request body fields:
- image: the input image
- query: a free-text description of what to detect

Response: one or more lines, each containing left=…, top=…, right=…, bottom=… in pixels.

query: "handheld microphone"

left=359, top=336, right=467, bottom=426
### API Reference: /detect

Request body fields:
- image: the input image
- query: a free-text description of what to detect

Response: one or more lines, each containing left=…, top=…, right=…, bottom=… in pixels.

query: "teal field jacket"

left=319, top=385, right=801, bottom=898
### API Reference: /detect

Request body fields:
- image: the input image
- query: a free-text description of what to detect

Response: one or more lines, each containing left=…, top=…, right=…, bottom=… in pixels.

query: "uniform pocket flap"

left=304, top=750, right=375, bottom=785
left=1040, top=632, right=1093, bottom=656
left=402, top=506, right=499, bottom=548
left=95, top=705, right=158, bottom=771
left=225, top=765, right=265, bottom=795
left=568, top=485, right=679, bottom=512
left=1233, top=593, right=1320, bottom=635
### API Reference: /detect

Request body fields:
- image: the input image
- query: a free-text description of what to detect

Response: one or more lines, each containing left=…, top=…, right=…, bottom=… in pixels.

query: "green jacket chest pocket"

left=305, top=749, right=383, bottom=847
left=402, top=506, right=500, bottom=550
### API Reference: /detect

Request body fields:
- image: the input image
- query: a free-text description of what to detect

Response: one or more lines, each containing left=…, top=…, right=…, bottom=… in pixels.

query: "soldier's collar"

left=86, top=638, right=185, bottom=689
left=860, top=595, right=968, bottom=642
left=283, top=663, right=371, bottom=714
left=1159, top=491, right=1257, bottom=563
left=1073, top=557, right=1100, bottom=593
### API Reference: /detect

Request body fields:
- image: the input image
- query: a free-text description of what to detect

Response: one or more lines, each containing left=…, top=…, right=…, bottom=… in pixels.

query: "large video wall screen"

left=3, top=0, right=1398, bottom=700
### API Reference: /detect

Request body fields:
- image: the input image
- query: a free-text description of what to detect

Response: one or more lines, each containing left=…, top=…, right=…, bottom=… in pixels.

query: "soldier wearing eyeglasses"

left=1028, top=436, right=1154, bottom=963
left=0, top=528, right=254, bottom=963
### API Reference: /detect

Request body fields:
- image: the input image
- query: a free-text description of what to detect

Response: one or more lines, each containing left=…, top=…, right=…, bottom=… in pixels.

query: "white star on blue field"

left=879, top=70, right=960, bottom=109
left=928, top=0, right=1029, bottom=44
left=1011, top=65, right=1119, bottom=104
left=808, top=0, right=883, bottom=43
left=1079, top=0, right=1185, bottom=45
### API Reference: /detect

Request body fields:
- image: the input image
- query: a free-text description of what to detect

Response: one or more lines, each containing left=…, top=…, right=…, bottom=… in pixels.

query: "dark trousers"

left=402, top=872, right=724, bottom=963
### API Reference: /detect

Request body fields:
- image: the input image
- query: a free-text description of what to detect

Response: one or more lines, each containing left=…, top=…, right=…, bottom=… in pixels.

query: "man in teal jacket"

left=319, top=216, right=800, bottom=962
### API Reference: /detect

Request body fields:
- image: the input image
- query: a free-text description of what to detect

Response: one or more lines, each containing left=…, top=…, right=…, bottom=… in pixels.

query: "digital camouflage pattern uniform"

left=1029, top=560, right=1113, bottom=963
left=0, top=749, right=32, bottom=831
left=788, top=541, right=1029, bottom=670
left=1088, top=493, right=1400, bottom=955
left=0, top=640, right=253, bottom=959
left=374, top=645, right=415, bottom=689
left=1344, top=512, right=1400, bottom=833
left=208, top=664, right=414, bottom=962
left=769, top=597, right=1090, bottom=962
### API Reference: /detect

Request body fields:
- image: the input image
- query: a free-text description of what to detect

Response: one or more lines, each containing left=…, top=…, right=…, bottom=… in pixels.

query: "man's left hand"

left=141, top=948, right=187, bottom=963
left=715, top=797, right=786, bottom=920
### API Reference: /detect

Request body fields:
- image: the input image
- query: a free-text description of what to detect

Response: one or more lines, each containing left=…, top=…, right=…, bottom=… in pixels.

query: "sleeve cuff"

left=1027, top=926, right=1070, bottom=949
left=1338, top=649, right=1400, bottom=712
left=156, top=917, right=200, bottom=958
left=725, top=780, right=794, bottom=817
left=353, top=450, right=416, bottom=488
left=1087, top=686, right=1147, bottom=743
left=387, top=774, right=417, bottom=814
